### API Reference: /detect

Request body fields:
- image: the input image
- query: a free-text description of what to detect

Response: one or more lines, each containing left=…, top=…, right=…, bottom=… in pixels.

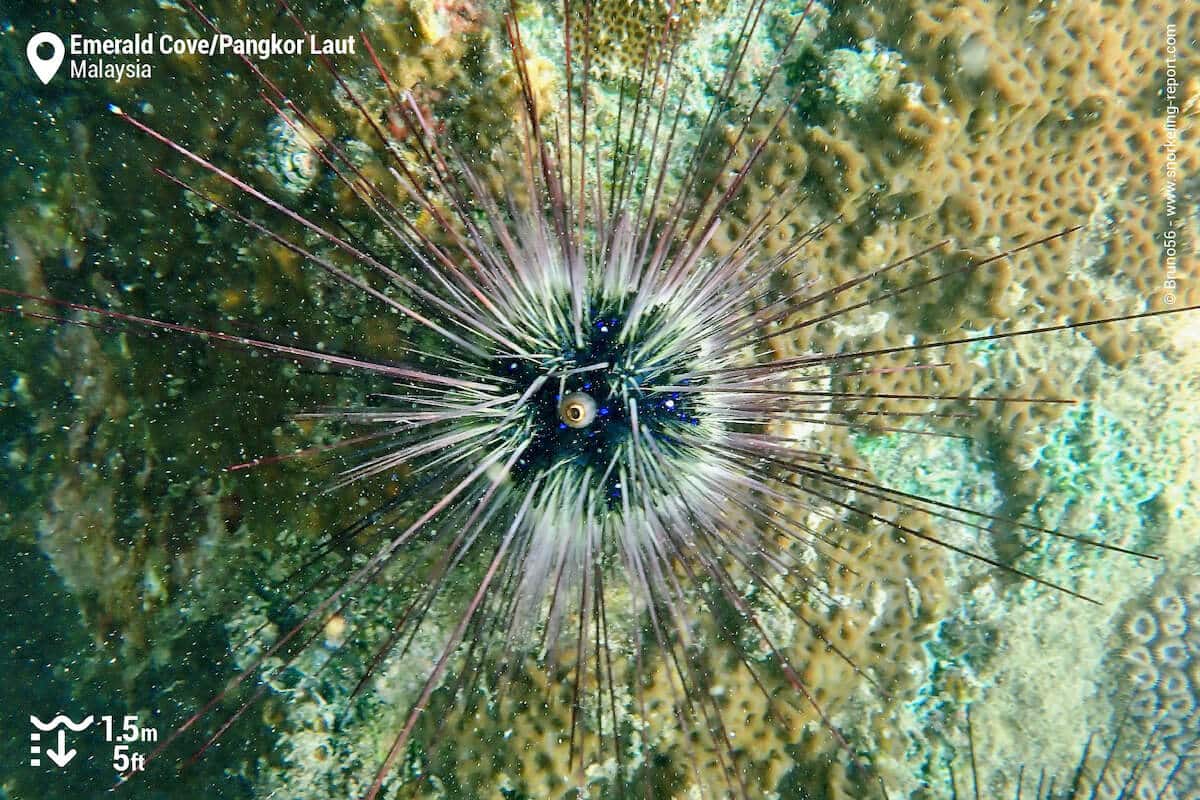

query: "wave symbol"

left=29, top=715, right=94, bottom=732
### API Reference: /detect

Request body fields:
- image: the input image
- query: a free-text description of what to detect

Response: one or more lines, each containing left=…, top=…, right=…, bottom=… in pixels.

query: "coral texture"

left=720, top=0, right=1200, bottom=472
left=3, top=0, right=1197, bottom=798
left=1119, top=574, right=1200, bottom=799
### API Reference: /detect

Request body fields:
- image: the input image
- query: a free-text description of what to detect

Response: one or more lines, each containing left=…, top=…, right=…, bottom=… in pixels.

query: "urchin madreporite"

left=6, top=0, right=1198, bottom=797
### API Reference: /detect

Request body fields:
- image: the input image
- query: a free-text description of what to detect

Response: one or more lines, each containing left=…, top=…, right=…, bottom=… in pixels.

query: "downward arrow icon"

left=45, top=729, right=76, bottom=768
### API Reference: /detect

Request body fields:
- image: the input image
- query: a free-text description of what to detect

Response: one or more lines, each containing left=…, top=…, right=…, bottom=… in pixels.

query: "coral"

left=223, top=0, right=1200, bottom=794
left=1116, top=573, right=1200, bottom=799
left=224, top=577, right=457, bottom=800
left=914, top=699, right=1192, bottom=800
left=821, top=40, right=905, bottom=114
left=846, top=322, right=1200, bottom=797
left=714, top=0, right=1200, bottom=493
left=242, top=483, right=948, bottom=799
left=287, top=510, right=951, bottom=799
left=855, top=428, right=1002, bottom=519
left=357, top=0, right=519, bottom=158
left=3, top=0, right=1197, bottom=798
left=701, top=12, right=1200, bottom=789
left=564, top=0, right=731, bottom=80
left=25, top=321, right=234, bottom=679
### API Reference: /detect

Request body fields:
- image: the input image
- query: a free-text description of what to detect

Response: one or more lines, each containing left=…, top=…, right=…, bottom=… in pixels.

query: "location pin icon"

left=27, top=32, right=65, bottom=85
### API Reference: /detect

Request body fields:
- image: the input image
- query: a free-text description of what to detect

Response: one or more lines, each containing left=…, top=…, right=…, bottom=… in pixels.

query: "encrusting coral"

left=138, top=0, right=1200, bottom=794
left=1117, top=573, right=1200, bottom=799
left=5, top=0, right=1197, bottom=798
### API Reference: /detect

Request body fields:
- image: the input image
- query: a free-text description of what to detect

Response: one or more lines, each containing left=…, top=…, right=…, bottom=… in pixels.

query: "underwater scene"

left=1, top=0, right=1197, bottom=798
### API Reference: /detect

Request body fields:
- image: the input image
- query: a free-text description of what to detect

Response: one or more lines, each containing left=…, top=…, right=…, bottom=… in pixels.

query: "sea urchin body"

left=4, top=0, right=1198, bottom=798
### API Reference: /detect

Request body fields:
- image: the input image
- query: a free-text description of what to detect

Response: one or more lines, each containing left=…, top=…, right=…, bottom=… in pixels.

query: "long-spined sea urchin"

left=3, top=0, right=1197, bottom=797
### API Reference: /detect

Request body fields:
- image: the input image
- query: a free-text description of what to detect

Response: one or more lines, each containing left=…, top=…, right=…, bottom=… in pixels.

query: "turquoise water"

left=1, top=1, right=1196, bottom=798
